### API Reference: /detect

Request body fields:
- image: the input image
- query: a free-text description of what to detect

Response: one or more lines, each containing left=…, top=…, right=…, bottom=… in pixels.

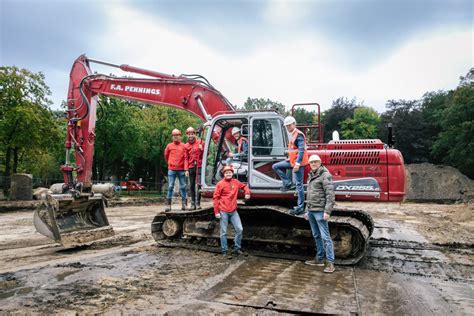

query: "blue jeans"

left=167, top=170, right=187, bottom=200
left=307, top=211, right=335, bottom=263
left=272, top=160, right=305, bottom=210
left=219, top=211, right=243, bottom=253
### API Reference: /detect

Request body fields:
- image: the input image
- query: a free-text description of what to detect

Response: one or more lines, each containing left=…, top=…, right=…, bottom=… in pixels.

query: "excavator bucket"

left=33, top=193, right=114, bottom=247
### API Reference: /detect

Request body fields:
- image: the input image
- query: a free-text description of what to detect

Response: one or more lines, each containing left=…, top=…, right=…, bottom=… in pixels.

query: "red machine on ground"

left=33, top=55, right=405, bottom=264
left=120, top=181, right=145, bottom=191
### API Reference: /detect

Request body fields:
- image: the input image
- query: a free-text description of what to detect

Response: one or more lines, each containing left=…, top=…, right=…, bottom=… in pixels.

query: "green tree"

left=340, top=107, right=381, bottom=139
left=378, top=100, right=432, bottom=163
left=431, top=70, right=474, bottom=178
left=0, top=66, right=61, bottom=193
left=136, top=105, right=200, bottom=190
left=92, top=97, right=201, bottom=189
left=93, top=97, right=144, bottom=181
left=419, top=90, right=450, bottom=163
left=292, top=108, right=315, bottom=125
left=321, top=97, right=359, bottom=142
left=241, top=97, right=286, bottom=114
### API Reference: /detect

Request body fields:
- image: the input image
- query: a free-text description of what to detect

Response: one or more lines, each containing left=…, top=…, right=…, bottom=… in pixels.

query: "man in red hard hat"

left=164, top=128, right=188, bottom=211
left=213, top=165, right=251, bottom=259
left=184, top=126, right=204, bottom=210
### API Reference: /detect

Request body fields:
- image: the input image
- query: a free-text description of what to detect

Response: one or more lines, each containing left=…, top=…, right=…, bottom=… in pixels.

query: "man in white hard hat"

left=272, top=116, right=309, bottom=215
left=304, top=154, right=336, bottom=273
left=226, top=126, right=248, bottom=164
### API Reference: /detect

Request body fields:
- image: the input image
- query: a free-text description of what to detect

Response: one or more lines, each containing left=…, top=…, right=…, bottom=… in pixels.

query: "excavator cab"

left=201, top=112, right=291, bottom=196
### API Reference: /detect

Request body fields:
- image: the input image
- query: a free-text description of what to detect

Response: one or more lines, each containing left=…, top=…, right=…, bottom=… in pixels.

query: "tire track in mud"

left=361, top=239, right=473, bottom=282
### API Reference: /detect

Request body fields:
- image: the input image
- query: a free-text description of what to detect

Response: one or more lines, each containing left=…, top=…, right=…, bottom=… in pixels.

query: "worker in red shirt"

left=164, top=129, right=188, bottom=211
left=184, top=127, right=204, bottom=210
left=213, top=165, right=251, bottom=259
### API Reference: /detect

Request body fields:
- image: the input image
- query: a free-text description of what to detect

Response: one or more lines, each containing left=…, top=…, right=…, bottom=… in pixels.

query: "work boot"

left=181, top=199, right=187, bottom=211
left=304, top=258, right=325, bottom=266
left=289, top=207, right=304, bottom=216
left=233, top=249, right=248, bottom=257
left=190, top=202, right=197, bottom=210
left=197, top=195, right=201, bottom=209
left=324, top=262, right=335, bottom=273
left=165, top=199, right=172, bottom=212
left=222, top=252, right=233, bottom=260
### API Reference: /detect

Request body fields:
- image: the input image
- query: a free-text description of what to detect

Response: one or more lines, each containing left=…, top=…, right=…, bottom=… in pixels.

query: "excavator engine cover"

left=33, top=193, right=114, bottom=247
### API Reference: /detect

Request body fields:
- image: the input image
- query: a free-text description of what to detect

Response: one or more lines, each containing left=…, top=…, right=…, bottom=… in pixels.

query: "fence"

left=0, top=176, right=169, bottom=198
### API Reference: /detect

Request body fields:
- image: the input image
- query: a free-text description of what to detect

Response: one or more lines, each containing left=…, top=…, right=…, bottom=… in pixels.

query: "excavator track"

left=151, top=204, right=374, bottom=265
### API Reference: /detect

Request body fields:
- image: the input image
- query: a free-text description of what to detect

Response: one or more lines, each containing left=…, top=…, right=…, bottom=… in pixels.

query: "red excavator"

left=33, top=55, right=405, bottom=264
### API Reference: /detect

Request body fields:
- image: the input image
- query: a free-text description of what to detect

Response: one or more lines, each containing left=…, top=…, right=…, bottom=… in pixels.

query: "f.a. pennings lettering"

left=110, top=84, right=160, bottom=95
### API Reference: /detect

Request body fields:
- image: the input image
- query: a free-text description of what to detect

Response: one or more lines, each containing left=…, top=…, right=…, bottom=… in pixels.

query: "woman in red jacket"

left=213, top=165, right=251, bottom=258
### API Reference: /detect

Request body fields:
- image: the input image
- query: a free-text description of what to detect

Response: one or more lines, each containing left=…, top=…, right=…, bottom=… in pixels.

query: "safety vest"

left=237, top=137, right=248, bottom=154
left=288, top=128, right=309, bottom=167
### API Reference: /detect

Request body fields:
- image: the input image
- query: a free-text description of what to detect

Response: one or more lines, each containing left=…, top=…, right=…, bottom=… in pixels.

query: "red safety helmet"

left=223, top=165, right=234, bottom=174
left=171, top=129, right=181, bottom=136
left=186, top=127, right=195, bottom=134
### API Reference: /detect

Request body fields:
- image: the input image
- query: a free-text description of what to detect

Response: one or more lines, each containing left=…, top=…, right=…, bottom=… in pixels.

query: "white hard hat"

left=284, top=116, right=296, bottom=126
left=231, top=127, right=241, bottom=135
left=308, top=154, right=321, bottom=162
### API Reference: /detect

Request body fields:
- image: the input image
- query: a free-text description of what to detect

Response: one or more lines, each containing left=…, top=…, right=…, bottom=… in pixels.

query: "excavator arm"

left=34, top=55, right=235, bottom=247
left=64, top=55, right=235, bottom=189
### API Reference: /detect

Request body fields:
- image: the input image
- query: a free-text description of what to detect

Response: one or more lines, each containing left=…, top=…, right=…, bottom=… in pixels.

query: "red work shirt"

left=164, top=141, right=188, bottom=171
left=185, top=138, right=204, bottom=168
left=213, top=178, right=251, bottom=215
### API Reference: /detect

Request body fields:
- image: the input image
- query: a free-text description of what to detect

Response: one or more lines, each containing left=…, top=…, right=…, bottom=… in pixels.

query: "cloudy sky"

left=1, top=0, right=472, bottom=112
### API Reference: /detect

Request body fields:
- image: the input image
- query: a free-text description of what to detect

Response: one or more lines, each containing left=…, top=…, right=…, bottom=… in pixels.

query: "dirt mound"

left=405, top=163, right=473, bottom=203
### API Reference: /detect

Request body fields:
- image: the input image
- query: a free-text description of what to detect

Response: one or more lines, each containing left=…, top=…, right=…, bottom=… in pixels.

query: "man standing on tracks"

left=213, top=165, right=251, bottom=259
left=272, top=116, right=309, bottom=216
left=184, top=126, right=204, bottom=210
left=164, top=129, right=188, bottom=211
left=304, top=154, right=335, bottom=273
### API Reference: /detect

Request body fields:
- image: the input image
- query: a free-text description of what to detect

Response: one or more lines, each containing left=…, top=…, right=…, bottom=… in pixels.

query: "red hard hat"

left=223, top=165, right=234, bottom=173
left=171, top=129, right=181, bottom=136
left=186, top=127, right=195, bottom=134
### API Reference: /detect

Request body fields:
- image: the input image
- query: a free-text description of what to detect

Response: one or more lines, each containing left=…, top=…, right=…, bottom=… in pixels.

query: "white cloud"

left=83, top=2, right=472, bottom=115
left=353, top=27, right=473, bottom=109
left=262, top=0, right=314, bottom=26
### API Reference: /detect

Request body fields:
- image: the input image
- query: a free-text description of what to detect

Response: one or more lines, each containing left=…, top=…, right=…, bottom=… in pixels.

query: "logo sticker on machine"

left=110, top=84, right=160, bottom=95
left=334, top=177, right=381, bottom=192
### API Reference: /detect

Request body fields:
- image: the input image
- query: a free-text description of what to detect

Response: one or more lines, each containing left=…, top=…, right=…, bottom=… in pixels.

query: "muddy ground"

left=0, top=200, right=472, bottom=315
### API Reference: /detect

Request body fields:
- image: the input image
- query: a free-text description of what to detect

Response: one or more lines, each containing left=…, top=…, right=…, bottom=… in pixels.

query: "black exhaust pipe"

left=387, top=123, right=394, bottom=148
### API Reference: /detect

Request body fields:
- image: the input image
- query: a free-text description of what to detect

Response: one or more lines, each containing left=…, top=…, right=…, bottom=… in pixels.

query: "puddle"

left=56, top=269, right=81, bottom=281
left=373, top=220, right=428, bottom=243
left=0, top=286, right=33, bottom=299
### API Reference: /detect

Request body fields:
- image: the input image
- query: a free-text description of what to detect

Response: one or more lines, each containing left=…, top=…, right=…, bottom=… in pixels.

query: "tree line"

left=1, top=66, right=472, bottom=195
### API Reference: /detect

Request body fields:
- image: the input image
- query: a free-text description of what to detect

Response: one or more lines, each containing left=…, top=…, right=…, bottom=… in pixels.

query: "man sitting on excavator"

left=272, top=116, right=309, bottom=215
left=226, top=126, right=248, bottom=165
